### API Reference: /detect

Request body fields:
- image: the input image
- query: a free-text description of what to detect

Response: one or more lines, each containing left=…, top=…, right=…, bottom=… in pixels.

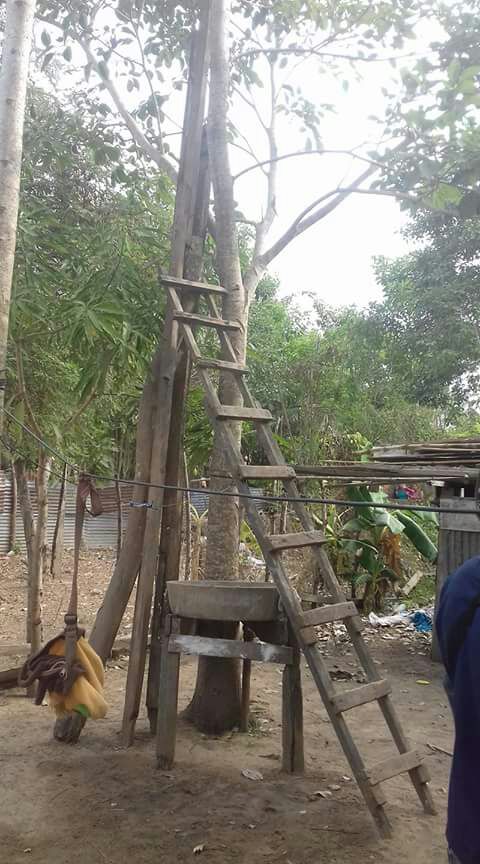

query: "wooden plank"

left=239, top=465, right=296, bottom=480
left=196, top=357, right=248, bottom=373
left=267, top=530, right=327, bottom=552
left=366, top=750, right=423, bottom=786
left=168, top=634, right=293, bottom=665
left=401, top=570, right=424, bottom=597
left=282, top=639, right=304, bottom=774
left=332, top=679, right=392, bottom=714
left=156, top=636, right=181, bottom=770
left=174, top=311, right=241, bottom=331
left=162, top=274, right=227, bottom=295
left=294, top=462, right=479, bottom=481
left=301, top=601, right=359, bottom=627
left=216, top=406, right=273, bottom=422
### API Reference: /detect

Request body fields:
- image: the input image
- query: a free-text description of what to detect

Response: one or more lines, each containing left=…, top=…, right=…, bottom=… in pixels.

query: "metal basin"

left=166, top=580, right=280, bottom=621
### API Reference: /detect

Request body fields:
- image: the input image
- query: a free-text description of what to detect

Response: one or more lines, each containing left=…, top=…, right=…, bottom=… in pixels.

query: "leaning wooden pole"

left=146, top=132, right=211, bottom=733
left=120, top=0, right=211, bottom=746
left=0, top=0, right=37, bottom=430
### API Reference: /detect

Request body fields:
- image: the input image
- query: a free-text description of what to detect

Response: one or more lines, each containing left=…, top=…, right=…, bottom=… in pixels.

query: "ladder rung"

left=174, top=311, right=241, bottom=331
left=267, top=530, right=327, bottom=552
left=332, top=679, right=391, bottom=714
left=162, top=275, right=227, bottom=295
left=216, top=406, right=273, bottom=422
left=239, top=465, right=296, bottom=480
left=196, top=357, right=248, bottom=374
left=301, top=601, right=359, bottom=628
left=366, top=750, right=424, bottom=786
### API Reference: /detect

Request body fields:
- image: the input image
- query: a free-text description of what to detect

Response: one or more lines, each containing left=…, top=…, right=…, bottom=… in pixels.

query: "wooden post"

left=184, top=452, right=192, bottom=581
left=240, top=626, right=254, bottom=732
left=30, top=452, right=49, bottom=655
left=15, top=461, right=35, bottom=643
left=115, top=476, right=123, bottom=562
left=50, top=462, right=67, bottom=578
left=156, top=616, right=181, bottom=770
left=282, top=628, right=304, bottom=774
left=147, top=135, right=211, bottom=730
left=121, top=1, right=211, bottom=746
left=8, top=458, right=17, bottom=552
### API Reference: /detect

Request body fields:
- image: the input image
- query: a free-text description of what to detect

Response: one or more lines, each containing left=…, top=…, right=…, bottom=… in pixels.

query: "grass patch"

left=403, top=573, right=436, bottom=610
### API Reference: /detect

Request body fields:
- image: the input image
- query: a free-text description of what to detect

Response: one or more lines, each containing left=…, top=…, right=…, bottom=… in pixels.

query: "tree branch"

left=334, top=185, right=453, bottom=215
left=232, top=83, right=269, bottom=133
left=80, top=38, right=176, bottom=180
left=237, top=47, right=419, bottom=64
left=38, top=11, right=177, bottom=180
left=130, top=11, right=164, bottom=154
left=233, top=148, right=389, bottom=182
left=258, top=164, right=377, bottom=268
left=244, top=55, right=278, bottom=297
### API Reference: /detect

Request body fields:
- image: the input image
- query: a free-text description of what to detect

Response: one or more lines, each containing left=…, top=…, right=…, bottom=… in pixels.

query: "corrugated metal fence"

left=0, top=472, right=213, bottom=554
left=0, top=473, right=127, bottom=553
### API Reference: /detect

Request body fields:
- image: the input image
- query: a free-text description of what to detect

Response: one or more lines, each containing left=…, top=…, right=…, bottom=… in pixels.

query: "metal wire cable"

left=2, top=407, right=479, bottom=517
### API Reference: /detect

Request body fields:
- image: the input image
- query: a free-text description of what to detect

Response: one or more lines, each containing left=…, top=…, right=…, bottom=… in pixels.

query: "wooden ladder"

left=162, top=274, right=436, bottom=836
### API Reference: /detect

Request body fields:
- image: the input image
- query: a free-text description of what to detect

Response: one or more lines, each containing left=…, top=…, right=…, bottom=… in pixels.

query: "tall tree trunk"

left=8, top=457, right=17, bottom=552
left=0, top=0, right=37, bottom=428
left=50, top=461, right=66, bottom=578
left=186, top=0, right=247, bottom=734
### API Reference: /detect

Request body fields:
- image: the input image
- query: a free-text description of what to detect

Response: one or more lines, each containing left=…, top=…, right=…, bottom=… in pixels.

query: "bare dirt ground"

left=0, top=552, right=452, bottom=864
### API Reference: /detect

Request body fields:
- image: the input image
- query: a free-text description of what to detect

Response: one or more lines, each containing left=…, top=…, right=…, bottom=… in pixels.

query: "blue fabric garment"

left=436, top=556, right=480, bottom=864
left=411, top=610, right=432, bottom=633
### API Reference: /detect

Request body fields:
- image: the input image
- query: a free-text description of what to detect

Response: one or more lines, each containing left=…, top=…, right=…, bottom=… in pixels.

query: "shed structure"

left=371, top=438, right=480, bottom=662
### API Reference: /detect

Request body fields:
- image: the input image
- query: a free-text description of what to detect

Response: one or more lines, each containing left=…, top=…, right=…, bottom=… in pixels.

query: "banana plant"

left=315, top=485, right=438, bottom=612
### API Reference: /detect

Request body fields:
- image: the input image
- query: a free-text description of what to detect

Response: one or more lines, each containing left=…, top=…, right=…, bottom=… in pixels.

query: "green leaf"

left=342, top=517, right=365, bottom=533
left=41, top=30, right=52, bottom=48
left=371, top=510, right=405, bottom=534
left=395, top=512, right=438, bottom=562
left=63, top=45, right=72, bottom=62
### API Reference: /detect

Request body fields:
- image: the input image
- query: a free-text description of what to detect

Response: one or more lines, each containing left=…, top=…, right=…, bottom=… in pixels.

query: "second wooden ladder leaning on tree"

left=156, top=273, right=436, bottom=838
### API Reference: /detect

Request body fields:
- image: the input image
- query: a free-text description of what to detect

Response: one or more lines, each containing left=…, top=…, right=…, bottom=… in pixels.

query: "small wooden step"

left=301, top=601, right=359, bottom=628
left=196, top=357, right=248, bottom=374
left=162, top=274, right=227, bottom=295
left=266, top=530, right=327, bottom=552
left=366, top=750, right=425, bottom=787
left=300, top=601, right=362, bottom=644
left=239, top=465, right=296, bottom=480
left=332, top=679, right=391, bottom=714
left=174, top=311, right=241, bottom=331
left=216, top=406, right=273, bottom=422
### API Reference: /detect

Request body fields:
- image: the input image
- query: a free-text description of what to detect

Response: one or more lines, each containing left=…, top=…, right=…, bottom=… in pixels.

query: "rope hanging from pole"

left=18, top=476, right=108, bottom=725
